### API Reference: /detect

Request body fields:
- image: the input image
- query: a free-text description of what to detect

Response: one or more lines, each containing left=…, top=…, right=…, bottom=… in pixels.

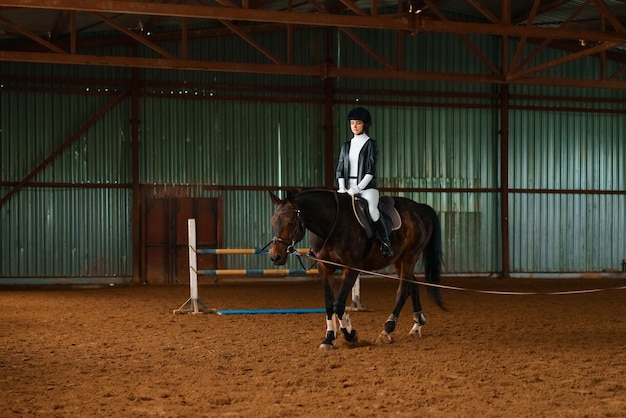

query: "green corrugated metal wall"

left=2, top=25, right=626, bottom=284
left=1, top=87, right=132, bottom=283
left=509, top=110, right=626, bottom=272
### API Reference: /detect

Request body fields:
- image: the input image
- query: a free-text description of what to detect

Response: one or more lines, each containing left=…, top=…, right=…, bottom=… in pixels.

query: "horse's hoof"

left=378, top=330, right=393, bottom=344
left=345, top=331, right=359, bottom=348
left=409, top=323, right=423, bottom=338
left=341, top=328, right=358, bottom=343
left=319, top=343, right=335, bottom=351
left=384, top=320, right=396, bottom=334
left=384, top=314, right=398, bottom=334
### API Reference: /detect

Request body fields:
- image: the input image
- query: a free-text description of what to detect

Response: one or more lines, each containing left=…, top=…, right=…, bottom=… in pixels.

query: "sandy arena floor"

left=1, top=276, right=626, bottom=417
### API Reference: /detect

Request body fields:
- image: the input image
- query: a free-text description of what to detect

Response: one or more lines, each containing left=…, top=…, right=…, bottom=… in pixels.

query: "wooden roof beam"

left=591, top=0, right=626, bottom=32
left=0, top=14, right=65, bottom=52
left=3, top=48, right=626, bottom=90
left=1, top=0, right=625, bottom=44
left=511, top=0, right=542, bottom=70
left=509, top=40, right=623, bottom=80
left=517, top=1, right=592, bottom=72
left=422, top=0, right=501, bottom=75
left=512, top=0, right=572, bottom=25
left=219, top=19, right=284, bottom=64
left=92, top=11, right=175, bottom=58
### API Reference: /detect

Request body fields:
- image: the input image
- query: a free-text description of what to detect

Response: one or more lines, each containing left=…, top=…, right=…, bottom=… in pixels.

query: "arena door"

left=144, top=197, right=219, bottom=284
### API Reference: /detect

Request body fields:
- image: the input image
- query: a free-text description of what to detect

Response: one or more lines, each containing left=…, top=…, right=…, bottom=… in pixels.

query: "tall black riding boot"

left=373, top=218, right=394, bottom=257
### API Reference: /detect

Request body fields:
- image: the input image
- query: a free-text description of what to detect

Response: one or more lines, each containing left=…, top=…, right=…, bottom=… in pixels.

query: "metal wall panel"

left=509, top=109, right=626, bottom=272
left=509, top=193, right=626, bottom=272
left=141, top=99, right=324, bottom=186
left=1, top=89, right=131, bottom=184
left=0, top=187, right=131, bottom=282
left=1, top=84, right=133, bottom=284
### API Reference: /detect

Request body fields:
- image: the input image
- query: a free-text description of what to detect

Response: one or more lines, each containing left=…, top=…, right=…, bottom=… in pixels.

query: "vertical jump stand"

left=349, top=274, right=368, bottom=311
left=173, top=218, right=368, bottom=314
left=173, top=219, right=216, bottom=314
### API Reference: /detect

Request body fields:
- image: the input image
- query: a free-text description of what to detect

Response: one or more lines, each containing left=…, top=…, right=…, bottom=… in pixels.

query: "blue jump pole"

left=217, top=308, right=325, bottom=315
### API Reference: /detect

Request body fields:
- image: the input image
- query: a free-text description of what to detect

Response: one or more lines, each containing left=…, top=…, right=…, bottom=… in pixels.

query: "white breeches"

left=348, top=179, right=380, bottom=221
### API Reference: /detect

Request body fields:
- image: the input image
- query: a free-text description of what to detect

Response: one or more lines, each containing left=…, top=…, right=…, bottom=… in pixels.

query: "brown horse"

left=269, top=189, right=445, bottom=349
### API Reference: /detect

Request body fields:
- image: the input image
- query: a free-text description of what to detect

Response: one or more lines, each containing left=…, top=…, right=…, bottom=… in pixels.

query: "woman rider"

left=335, top=106, right=393, bottom=257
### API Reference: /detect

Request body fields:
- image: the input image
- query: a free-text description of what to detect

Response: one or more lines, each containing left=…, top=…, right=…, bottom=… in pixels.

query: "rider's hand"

left=337, top=188, right=347, bottom=193
left=347, top=185, right=361, bottom=196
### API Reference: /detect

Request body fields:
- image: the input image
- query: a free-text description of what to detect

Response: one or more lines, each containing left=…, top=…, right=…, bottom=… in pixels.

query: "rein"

left=317, top=191, right=340, bottom=257
left=351, top=194, right=366, bottom=229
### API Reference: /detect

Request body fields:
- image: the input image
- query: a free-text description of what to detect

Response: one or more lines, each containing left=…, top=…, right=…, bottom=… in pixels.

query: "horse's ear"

left=269, top=191, right=282, bottom=207
left=285, top=189, right=296, bottom=203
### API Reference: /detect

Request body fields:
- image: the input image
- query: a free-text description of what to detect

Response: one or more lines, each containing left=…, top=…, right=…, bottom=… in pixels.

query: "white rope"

left=295, top=251, right=626, bottom=296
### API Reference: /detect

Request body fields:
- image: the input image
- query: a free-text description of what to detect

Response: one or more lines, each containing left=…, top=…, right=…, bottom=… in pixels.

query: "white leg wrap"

left=338, top=313, right=352, bottom=333
left=326, top=315, right=337, bottom=333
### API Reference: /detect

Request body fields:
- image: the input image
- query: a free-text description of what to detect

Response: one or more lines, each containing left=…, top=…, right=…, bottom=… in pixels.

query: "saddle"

left=351, top=195, right=401, bottom=239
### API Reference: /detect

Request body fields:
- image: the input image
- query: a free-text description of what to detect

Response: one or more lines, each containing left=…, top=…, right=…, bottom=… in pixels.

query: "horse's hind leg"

left=408, top=279, right=426, bottom=337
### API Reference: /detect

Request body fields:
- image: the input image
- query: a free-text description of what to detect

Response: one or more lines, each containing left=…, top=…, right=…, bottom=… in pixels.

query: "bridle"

left=269, top=208, right=306, bottom=254
left=261, top=191, right=339, bottom=271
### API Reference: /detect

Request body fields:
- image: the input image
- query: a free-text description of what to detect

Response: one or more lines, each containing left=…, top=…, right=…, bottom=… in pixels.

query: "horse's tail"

left=422, top=205, right=446, bottom=310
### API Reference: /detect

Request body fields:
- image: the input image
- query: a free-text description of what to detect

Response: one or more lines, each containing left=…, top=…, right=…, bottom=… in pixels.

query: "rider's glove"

left=347, top=185, right=361, bottom=196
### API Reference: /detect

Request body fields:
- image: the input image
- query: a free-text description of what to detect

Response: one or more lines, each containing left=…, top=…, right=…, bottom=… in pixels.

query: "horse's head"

left=269, top=191, right=305, bottom=265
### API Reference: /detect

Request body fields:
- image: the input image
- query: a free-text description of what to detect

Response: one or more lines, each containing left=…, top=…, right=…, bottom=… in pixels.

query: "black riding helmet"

left=347, top=107, right=372, bottom=124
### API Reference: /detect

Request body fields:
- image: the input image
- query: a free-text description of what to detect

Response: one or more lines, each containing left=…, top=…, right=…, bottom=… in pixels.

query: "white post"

left=349, top=275, right=367, bottom=311
left=188, top=219, right=198, bottom=303
left=173, top=219, right=214, bottom=314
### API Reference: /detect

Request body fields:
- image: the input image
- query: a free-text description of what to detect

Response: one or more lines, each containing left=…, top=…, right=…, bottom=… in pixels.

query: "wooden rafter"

left=509, top=40, right=622, bottom=80
left=50, top=10, right=69, bottom=39
left=0, top=0, right=625, bottom=90
left=591, top=0, right=626, bottom=32
left=466, top=0, right=499, bottom=24
left=422, top=0, right=501, bottom=75
left=0, top=14, right=65, bottom=53
left=510, top=0, right=542, bottom=72
left=338, top=0, right=367, bottom=16
left=516, top=1, right=592, bottom=73
left=308, top=0, right=394, bottom=70
left=0, top=0, right=623, bottom=43
left=92, top=12, right=175, bottom=59
left=219, top=19, right=284, bottom=64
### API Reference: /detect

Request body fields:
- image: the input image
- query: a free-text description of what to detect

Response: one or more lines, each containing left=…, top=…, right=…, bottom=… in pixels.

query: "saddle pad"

left=379, top=196, right=401, bottom=231
left=352, top=195, right=401, bottom=237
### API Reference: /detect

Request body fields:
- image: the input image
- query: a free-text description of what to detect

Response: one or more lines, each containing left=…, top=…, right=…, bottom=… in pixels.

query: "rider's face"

left=350, top=120, right=364, bottom=135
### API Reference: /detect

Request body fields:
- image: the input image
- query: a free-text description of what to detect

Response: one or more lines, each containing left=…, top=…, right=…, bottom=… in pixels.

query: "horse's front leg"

left=320, top=266, right=338, bottom=350
left=334, top=269, right=359, bottom=346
